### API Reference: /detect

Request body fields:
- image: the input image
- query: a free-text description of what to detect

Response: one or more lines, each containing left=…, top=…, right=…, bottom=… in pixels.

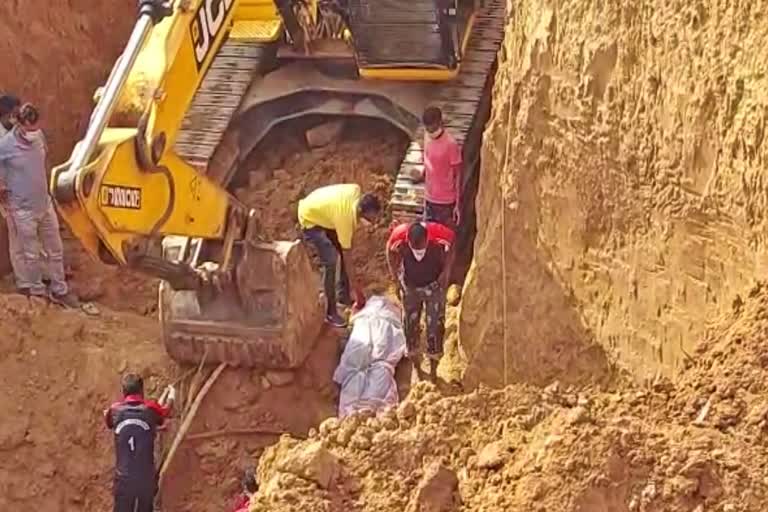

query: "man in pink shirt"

left=419, top=106, right=462, bottom=229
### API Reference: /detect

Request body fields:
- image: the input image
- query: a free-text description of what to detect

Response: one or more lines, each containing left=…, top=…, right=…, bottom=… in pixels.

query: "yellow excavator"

left=47, top=0, right=504, bottom=368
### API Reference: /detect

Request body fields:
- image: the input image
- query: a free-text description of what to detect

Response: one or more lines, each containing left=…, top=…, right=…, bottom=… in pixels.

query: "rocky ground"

left=2, top=0, right=768, bottom=511
left=246, top=283, right=768, bottom=512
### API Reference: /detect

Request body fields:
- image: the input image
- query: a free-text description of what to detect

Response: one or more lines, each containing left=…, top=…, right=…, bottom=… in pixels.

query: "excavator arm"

left=51, top=0, right=244, bottom=288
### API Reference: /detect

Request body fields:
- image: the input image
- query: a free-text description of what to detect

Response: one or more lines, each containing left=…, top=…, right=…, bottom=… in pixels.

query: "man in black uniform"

left=104, top=373, right=175, bottom=512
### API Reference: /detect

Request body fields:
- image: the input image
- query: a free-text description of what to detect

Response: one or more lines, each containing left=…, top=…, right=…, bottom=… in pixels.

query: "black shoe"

left=325, top=312, right=347, bottom=328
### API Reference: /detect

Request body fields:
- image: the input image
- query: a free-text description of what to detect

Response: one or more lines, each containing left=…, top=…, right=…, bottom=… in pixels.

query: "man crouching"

left=386, top=221, right=455, bottom=380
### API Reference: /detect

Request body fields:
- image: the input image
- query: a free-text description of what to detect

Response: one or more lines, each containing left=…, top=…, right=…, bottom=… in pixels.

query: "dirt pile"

left=670, top=281, right=768, bottom=441
left=460, top=0, right=768, bottom=385
left=0, top=0, right=134, bottom=163
left=245, top=283, right=768, bottom=511
left=232, top=118, right=409, bottom=294
left=0, top=294, right=171, bottom=511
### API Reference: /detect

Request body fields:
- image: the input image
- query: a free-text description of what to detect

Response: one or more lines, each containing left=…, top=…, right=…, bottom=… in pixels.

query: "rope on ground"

left=500, top=71, right=516, bottom=387
left=182, top=345, right=209, bottom=419
left=158, top=361, right=227, bottom=487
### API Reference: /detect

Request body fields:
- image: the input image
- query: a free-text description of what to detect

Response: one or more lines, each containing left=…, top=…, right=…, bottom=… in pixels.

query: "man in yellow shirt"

left=298, top=183, right=382, bottom=327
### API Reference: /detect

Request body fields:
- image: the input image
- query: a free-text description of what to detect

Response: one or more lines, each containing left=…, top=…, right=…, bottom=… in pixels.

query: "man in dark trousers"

left=298, top=183, right=383, bottom=327
left=418, top=106, right=462, bottom=230
left=104, top=373, right=175, bottom=512
left=387, top=221, right=455, bottom=380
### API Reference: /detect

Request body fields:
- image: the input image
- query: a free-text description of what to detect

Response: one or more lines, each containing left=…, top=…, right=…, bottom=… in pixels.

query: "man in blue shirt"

left=0, top=103, right=79, bottom=307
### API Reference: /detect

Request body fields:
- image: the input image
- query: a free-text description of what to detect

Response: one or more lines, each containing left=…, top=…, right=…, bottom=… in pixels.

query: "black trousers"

left=114, top=487, right=154, bottom=512
left=301, top=226, right=351, bottom=314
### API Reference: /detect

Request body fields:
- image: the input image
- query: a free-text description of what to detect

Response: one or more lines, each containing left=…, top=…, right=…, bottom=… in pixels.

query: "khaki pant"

left=5, top=203, right=67, bottom=296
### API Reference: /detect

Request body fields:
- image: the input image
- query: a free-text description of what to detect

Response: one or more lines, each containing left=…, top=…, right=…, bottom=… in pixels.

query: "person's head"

left=422, top=106, right=444, bottom=139
left=121, top=373, right=144, bottom=397
left=357, top=193, right=382, bottom=224
left=0, top=95, right=21, bottom=130
left=407, top=222, right=428, bottom=261
left=242, top=467, right=258, bottom=496
left=16, top=103, right=40, bottom=134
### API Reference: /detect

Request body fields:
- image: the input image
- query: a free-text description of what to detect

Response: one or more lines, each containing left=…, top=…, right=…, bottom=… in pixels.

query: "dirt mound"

left=0, top=294, right=171, bottom=511
left=247, top=289, right=768, bottom=511
left=233, top=118, right=409, bottom=294
left=670, top=281, right=768, bottom=442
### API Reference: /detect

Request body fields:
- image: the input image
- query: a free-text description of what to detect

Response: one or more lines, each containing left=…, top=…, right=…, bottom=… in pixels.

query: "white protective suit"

left=333, top=295, right=407, bottom=418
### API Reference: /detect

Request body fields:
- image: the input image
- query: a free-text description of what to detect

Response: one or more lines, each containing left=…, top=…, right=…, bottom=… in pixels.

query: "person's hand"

left=166, top=384, right=177, bottom=403
left=438, top=271, right=450, bottom=289
left=353, top=288, right=366, bottom=309
left=452, top=205, right=461, bottom=225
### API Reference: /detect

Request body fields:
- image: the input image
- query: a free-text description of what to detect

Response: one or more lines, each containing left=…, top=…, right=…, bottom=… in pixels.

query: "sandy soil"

left=461, top=0, right=768, bottom=386
left=246, top=284, right=768, bottom=512
left=4, top=1, right=768, bottom=512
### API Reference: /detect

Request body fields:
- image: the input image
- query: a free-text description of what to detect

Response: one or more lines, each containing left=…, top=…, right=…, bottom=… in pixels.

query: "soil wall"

left=460, top=0, right=768, bottom=385
left=0, top=0, right=134, bottom=163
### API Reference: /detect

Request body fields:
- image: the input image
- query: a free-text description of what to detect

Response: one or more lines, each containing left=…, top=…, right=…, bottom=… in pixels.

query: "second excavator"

left=49, top=0, right=505, bottom=368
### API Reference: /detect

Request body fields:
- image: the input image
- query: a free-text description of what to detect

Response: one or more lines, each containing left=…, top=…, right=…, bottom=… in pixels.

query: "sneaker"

left=49, top=291, right=81, bottom=309
left=325, top=312, right=347, bottom=328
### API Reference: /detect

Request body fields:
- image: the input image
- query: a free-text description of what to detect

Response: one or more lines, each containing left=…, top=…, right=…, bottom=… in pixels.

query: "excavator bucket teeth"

left=159, top=239, right=325, bottom=368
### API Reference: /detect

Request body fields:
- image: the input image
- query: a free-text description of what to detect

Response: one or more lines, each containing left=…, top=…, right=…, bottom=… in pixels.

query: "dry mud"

left=461, top=0, right=768, bottom=385
left=3, top=0, right=768, bottom=511
left=247, top=284, right=768, bottom=512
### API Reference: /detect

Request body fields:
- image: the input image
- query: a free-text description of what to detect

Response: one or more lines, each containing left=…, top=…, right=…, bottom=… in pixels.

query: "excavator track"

left=389, top=0, right=506, bottom=221
left=175, top=38, right=275, bottom=171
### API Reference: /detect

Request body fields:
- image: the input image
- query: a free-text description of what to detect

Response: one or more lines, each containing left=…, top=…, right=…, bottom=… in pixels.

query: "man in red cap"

left=386, top=221, right=455, bottom=380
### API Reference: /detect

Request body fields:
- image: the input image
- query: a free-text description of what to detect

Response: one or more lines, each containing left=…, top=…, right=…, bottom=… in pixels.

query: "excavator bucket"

left=158, top=235, right=325, bottom=368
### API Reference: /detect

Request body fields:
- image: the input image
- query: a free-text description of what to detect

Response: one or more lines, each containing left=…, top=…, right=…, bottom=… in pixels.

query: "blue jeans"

left=6, top=203, right=68, bottom=296
left=301, top=227, right=350, bottom=315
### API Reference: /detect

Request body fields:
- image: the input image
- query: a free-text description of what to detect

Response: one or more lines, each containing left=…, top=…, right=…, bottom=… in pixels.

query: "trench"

left=161, top=117, right=445, bottom=510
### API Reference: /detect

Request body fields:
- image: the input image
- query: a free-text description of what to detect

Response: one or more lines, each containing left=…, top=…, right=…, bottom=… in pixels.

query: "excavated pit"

left=0, top=115, right=413, bottom=511
left=4, top=0, right=768, bottom=511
